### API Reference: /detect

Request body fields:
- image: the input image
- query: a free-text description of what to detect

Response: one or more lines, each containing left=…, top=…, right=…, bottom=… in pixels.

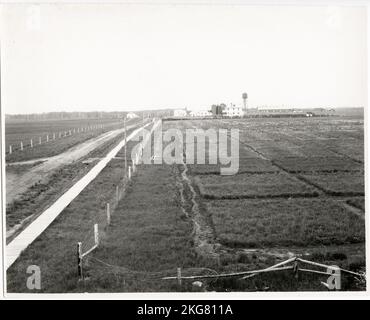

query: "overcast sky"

left=0, top=4, right=367, bottom=114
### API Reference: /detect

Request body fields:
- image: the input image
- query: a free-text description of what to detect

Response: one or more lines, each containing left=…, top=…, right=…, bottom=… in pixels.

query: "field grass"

left=195, top=173, right=319, bottom=199
left=300, top=172, right=364, bottom=196
left=6, top=161, right=94, bottom=232
left=81, top=164, right=205, bottom=292
left=6, top=117, right=365, bottom=292
left=250, top=142, right=340, bottom=159
left=5, top=124, right=141, bottom=239
left=252, top=145, right=306, bottom=159
left=273, top=156, right=363, bottom=173
left=189, top=158, right=279, bottom=175
left=6, top=153, right=132, bottom=292
left=322, top=140, right=364, bottom=162
left=6, top=161, right=45, bottom=175
left=5, top=118, right=122, bottom=147
left=208, top=198, right=365, bottom=248
left=5, top=118, right=135, bottom=162
left=347, top=198, right=365, bottom=211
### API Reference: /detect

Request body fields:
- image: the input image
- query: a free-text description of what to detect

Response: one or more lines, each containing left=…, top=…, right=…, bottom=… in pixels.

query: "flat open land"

left=5, top=118, right=125, bottom=162
left=195, top=172, right=319, bottom=199
left=210, top=198, right=364, bottom=247
left=6, top=116, right=366, bottom=292
left=5, top=118, right=143, bottom=240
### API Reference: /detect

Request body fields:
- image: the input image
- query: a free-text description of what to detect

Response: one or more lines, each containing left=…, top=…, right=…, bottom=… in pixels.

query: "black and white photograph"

left=0, top=0, right=368, bottom=298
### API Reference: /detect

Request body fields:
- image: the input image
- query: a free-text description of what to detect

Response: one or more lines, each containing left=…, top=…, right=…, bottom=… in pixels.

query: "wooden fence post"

left=30, top=139, right=33, bottom=148
left=46, top=135, right=49, bottom=142
left=293, top=260, right=299, bottom=279
left=9, top=145, right=12, bottom=154
left=39, top=137, right=42, bottom=144
left=106, top=203, right=111, bottom=225
left=177, top=267, right=182, bottom=287
left=94, top=223, right=99, bottom=247
left=20, top=141, right=23, bottom=151
left=128, top=166, right=132, bottom=180
left=53, top=133, right=56, bottom=140
left=326, top=266, right=341, bottom=290
left=77, top=242, right=83, bottom=280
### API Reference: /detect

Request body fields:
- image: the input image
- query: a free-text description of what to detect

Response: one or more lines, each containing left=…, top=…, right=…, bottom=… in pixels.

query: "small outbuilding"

left=127, top=112, right=139, bottom=119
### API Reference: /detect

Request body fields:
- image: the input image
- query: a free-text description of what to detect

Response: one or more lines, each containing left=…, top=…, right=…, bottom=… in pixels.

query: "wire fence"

left=79, top=253, right=365, bottom=291
left=79, top=245, right=364, bottom=290
left=5, top=121, right=129, bottom=155
left=74, top=119, right=365, bottom=291
left=76, top=121, right=155, bottom=276
left=78, top=150, right=142, bottom=257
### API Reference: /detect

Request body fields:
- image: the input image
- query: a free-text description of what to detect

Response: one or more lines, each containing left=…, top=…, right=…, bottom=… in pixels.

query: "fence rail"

left=78, top=253, right=365, bottom=291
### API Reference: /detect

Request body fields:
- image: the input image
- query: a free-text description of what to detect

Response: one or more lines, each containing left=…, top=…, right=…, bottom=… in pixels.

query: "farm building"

left=211, top=104, right=224, bottom=117
left=224, top=104, right=244, bottom=117
left=126, top=112, right=139, bottom=119
left=189, top=109, right=212, bottom=117
left=173, top=109, right=188, bottom=117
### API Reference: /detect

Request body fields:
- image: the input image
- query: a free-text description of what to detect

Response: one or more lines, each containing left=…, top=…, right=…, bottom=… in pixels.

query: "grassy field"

left=195, top=173, right=319, bottom=199
left=300, top=172, right=364, bottom=196
left=6, top=116, right=366, bottom=292
left=189, top=158, right=279, bottom=175
left=6, top=142, right=139, bottom=292
left=346, top=198, right=365, bottom=211
left=81, top=164, right=202, bottom=292
left=176, top=117, right=365, bottom=290
left=209, top=198, right=365, bottom=248
left=5, top=118, right=134, bottom=162
left=5, top=122, right=144, bottom=240
left=273, top=156, right=363, bottom=173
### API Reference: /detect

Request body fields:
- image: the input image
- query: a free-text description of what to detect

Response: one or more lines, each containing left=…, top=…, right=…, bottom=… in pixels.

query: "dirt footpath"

left=6, top=123, right=140, bottom=206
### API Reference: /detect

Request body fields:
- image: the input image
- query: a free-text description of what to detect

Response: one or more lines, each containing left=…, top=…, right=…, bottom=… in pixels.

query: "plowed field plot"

left=208, top=198, right=365, bottom=248
left=195, top=173, right=319, bottom=199
left=273, top=156, right=363, bottom=173
left=253, top=145, right=306, bottom=159
left=297, top=144, right=339, bottom=158
left=322, top=141, right=364, bottom=162
left=7, top=116, right=365, bottom=292
left=189, top=158, right=279, bottom=175
left=300, top=172, right=364, bottom=196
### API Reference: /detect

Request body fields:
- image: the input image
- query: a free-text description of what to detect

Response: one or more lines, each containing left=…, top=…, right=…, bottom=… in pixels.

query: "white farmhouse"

left=173, top=109, right=188, bottom=117
left=189, top=110, right=212, bottom=117
left=224, top=104, right=244, bottom=117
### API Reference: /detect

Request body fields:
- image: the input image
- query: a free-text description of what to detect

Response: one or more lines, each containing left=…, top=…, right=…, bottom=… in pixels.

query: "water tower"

left=242, top=92, right=248, bottom=111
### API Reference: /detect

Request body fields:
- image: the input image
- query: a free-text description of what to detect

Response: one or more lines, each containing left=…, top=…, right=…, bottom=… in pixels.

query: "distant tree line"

left=5, top=109, right=175, bottom=121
